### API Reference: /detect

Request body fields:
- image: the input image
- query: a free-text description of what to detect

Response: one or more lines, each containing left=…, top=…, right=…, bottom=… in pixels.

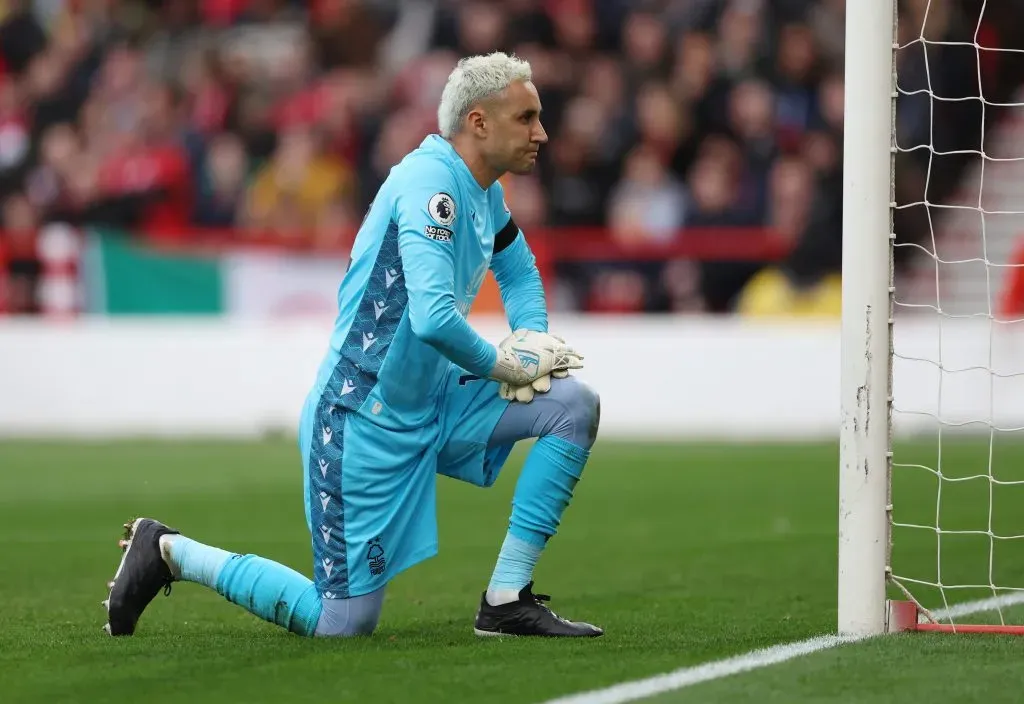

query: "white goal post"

left=838, top=0, right=1024, bottom=637
left=838, top=0, right=897, bottom=638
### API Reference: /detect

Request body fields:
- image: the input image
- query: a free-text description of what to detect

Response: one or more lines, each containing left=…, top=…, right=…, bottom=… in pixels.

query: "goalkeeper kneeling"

left=102, top=51, right=603, bottom=640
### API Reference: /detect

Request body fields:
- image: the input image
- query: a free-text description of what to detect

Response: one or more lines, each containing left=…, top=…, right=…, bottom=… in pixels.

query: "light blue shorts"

left=298, top=364, right=512, bottom=599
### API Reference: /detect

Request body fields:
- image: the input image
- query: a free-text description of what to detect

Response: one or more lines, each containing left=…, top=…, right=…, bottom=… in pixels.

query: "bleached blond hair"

left=437, top=52, right=533, bottom=138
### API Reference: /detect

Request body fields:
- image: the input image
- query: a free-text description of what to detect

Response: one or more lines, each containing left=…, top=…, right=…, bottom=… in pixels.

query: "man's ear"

left=467, top=106, right=487, bottom=136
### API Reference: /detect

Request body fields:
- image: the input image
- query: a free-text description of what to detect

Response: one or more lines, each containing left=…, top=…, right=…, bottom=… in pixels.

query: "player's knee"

left=314, top=605, right=380, bottom=638
left=551, top=376, right=600, bottom=449
left=343, top=602, right=382, bottom=636
left=314, top=590, right=385, bottom=637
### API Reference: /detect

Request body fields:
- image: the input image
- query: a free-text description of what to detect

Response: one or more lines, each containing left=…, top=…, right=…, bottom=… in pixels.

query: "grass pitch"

left=3, top=439, right=1024, bottom=703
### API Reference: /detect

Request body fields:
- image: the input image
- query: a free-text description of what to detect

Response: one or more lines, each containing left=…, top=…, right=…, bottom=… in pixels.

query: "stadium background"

left=0, top=0, right=1019, bottom=321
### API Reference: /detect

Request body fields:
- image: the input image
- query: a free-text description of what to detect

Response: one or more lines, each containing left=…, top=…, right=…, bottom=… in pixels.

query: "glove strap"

left=490, top=347, right=532, bottom=386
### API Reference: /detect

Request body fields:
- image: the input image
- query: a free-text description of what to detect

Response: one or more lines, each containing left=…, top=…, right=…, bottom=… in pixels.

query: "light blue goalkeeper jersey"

left=308, top=134, right=546, bottom=436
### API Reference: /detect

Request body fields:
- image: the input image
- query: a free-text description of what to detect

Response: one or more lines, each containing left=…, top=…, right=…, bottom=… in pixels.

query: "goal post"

left=838, top=0, right=1024, bottom=638
left=837, top=0, right=897, bottom=638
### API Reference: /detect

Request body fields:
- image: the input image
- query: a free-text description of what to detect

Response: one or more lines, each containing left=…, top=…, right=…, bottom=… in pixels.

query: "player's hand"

left=534, top=334, right=572, bottom=384
left=498, top=366, right=573, bottom=403
left=499, top=373, right=552, bottom=403
left=498, top=363, right=572, bottom=403
left=489, top=329, right=583, bottom=387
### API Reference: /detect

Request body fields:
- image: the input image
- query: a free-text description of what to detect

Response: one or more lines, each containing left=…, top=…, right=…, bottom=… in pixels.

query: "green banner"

left=85, top=229, right=223, bottom=314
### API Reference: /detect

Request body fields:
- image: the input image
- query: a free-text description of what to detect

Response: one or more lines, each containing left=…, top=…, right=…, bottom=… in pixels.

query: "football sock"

left=487, top=436, right=589, bottom=605
left=161, top=535, right=321, bottom=637
left=486, top=534, right=542, bottom=605
left=160, top=534, right=229, bottom=585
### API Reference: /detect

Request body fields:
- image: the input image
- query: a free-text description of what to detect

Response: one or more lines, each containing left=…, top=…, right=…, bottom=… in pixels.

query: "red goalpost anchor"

left=887, top=601, right=1024, bottom=635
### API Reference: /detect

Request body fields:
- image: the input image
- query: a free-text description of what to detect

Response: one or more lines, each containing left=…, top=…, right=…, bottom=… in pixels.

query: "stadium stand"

left=1, top=0, right=1021, bottom=315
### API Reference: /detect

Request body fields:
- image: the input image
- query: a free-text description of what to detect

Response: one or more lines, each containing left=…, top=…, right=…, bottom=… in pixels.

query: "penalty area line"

left=537, top=592, right=1024, bottom=704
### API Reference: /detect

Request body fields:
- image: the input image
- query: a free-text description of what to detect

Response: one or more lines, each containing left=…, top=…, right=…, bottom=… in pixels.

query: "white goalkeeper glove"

left=491, top=329, right=581, bottom=401
left=489, top=329, right=582, bottom=388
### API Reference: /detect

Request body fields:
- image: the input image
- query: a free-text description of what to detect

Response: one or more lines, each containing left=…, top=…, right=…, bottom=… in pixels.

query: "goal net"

left=839, top=0, right=1024, bottom=636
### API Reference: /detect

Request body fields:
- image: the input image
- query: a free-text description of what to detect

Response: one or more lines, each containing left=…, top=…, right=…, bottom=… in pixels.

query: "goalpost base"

left=886, top=600, right=1024, bottom=635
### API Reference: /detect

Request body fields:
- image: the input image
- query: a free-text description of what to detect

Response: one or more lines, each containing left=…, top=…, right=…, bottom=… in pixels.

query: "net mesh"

left=888, top=0, right=1024, bottom=627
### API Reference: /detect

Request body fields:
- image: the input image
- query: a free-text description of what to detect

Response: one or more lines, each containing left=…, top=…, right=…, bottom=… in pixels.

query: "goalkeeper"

left=103, top=52, right=603, bottom=639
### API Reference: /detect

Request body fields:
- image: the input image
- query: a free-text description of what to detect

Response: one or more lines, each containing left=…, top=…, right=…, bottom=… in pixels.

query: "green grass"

left=3, top=439, right=1024, bottom=703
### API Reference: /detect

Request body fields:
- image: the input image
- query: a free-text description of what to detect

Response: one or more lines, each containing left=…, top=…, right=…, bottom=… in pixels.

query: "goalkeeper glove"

left=494, top=331, right=577, bottom=403
left=488, top=329, right=583, bottom=388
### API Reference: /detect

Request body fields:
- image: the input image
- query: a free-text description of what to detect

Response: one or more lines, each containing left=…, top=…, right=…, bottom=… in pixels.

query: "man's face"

left=480, top=80, right=548, bottom=175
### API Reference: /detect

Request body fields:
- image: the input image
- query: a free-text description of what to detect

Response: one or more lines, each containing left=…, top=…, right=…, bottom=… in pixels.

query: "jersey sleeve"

left=393, top=164, right=497, bottom=377
left=488, top=183, right=548, bottom=332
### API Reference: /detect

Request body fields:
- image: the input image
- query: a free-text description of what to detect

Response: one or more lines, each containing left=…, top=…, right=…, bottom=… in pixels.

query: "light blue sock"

left=509, top=436, right=589, bottom=546
left=487, top=436, right=589, bottom=600
left=487, top=533, right=542, bottom=593
left=168, top=536, right=232, bottom=587
left=167, top=535, right=322, bottom=637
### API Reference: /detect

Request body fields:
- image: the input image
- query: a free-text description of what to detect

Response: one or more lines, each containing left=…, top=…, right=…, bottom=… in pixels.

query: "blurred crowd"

left=1, top=0, right=1022, bottom=315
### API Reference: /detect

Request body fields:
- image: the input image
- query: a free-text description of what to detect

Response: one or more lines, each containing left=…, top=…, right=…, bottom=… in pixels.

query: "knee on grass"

left=314, top=589, right=386, bottom=637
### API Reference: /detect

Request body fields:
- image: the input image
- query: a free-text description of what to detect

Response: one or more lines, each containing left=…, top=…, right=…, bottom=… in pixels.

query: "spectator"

left=715, top=0, right=764, bottom=79
left=773, top=23, right=820, bottom=150
left=621, top=10, right=670, bottom=83
left=727, top=78, right=776, bottom=212
left=194, top=132, right=249, bottom=227
left=242, top=126, right=352, bottom=242
left=24, top=122, right=80, bottom=215
left=0, top=78, right=30, bottom=193
left=2, top=192, right=39, bottom=314
left=608, top=143, right=688, bottom=244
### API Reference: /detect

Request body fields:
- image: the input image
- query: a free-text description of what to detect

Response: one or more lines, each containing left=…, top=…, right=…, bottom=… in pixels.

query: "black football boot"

left=103, top=517, right=179, bottom=636
left=474, top=581, right=604, bottom=638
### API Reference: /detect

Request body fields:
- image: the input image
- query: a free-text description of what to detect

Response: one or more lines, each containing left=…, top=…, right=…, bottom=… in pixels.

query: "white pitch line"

left=538, top=634, right=862, bottom=704
left=935, top=591, right=1024, bottom=620
left=538, top=592, right=1024, bottom=704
